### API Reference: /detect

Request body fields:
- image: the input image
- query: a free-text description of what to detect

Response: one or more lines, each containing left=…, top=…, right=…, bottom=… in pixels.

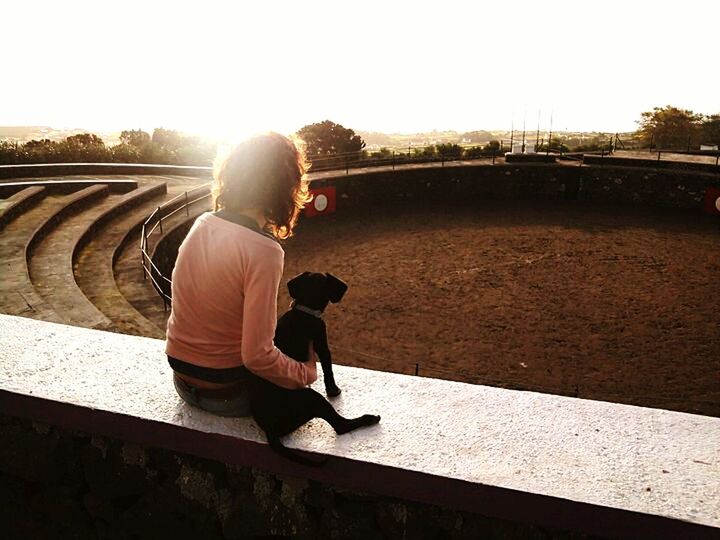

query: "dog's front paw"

left=325, top=385, right=342, bottom=398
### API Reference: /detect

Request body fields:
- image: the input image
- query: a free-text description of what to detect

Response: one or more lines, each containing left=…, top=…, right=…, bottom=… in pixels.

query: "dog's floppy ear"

left=325, top=273, right=348, bottom=303
left=287, top=272, right=312, bottom=300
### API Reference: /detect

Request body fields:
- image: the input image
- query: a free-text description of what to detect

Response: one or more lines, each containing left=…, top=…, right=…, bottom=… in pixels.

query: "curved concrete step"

left=0, top=178, right=137, bottom=197
left=74, top=186, right=172, bottom=339
left=114, top=195, right=210, bottom=331
left=0, top=186, right=46, bottom=229
left=0, top=195, right=67, bottom=322
left=1, top=184, right=109, bottom=321
left=28, top=189, right=126, bottom=331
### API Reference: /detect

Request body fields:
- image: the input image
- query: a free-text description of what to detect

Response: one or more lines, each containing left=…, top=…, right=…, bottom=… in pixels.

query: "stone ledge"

left=0, top=185, right=45, bottom=228
left=583, top=155, right=720, bottom=175
left=0, top=314, right=718, bottom=539
left=0, top=179, right=138, bottom=197
left=0, top=163, right=212, bottom=181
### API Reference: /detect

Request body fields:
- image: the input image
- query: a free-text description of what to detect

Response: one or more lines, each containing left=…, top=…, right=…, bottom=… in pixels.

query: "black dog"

left=247, top=272, right=380, bottom=466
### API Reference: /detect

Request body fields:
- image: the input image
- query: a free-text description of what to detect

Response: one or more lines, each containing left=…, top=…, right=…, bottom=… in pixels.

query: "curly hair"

left=212, top=132, right=311, bottom=240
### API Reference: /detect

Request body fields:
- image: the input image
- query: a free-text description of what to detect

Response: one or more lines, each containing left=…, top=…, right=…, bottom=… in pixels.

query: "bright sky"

left=2, top=0, right=718, bottom=138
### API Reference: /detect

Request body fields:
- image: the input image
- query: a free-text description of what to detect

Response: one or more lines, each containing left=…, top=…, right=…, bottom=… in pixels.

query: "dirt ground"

left=280, top=199, right=720, bottom=417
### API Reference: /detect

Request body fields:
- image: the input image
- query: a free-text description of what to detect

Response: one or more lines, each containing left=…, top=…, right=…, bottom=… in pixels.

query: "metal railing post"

left=392, top=151, right=395, bottom=170
left=141, top=228, right=148, bottom=280
left=185, top=192, right=189, bottom=216
left=346, top=156, right=349, bottom=175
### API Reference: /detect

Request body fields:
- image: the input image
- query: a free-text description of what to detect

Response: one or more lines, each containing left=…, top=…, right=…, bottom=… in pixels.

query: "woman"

left=166, top=132, right=317, bottom=416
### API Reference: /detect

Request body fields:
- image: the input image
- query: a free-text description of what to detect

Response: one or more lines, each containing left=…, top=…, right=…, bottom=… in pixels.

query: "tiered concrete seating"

left=28, top=182, right=174, bottom=331
left=0, top=170, right=212, bottom=338
left=112, top=192, right=211, bottom=331
left=75, top=187, right=175, bottom=339
left=0, top=185, right=109, bottom=322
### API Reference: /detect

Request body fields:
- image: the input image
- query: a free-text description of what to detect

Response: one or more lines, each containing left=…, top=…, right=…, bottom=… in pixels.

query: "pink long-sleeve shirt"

left=165, top=212, right=317, bottom=389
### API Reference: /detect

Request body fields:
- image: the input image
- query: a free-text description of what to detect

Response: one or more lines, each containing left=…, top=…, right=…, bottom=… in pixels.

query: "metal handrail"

left=139, top=183, right=212, bottom=309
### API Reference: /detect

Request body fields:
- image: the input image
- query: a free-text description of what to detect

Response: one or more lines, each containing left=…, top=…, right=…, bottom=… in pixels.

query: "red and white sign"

left=703, top=187, right=720, bottom=215
left=305, top=186, right=336, bottom=217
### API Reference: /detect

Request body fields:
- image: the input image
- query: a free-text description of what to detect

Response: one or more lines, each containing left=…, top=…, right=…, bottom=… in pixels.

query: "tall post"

left=686, top=133, right=691, bottom=153
left=522, top=116, right=526, bottom=153
left=392, top=151, right=395, bottom=170
left=158, top=207, right=163, bottom=234
left=547, top=111, right=553, bottom=156
left=185, top=191, right=189, bottom=217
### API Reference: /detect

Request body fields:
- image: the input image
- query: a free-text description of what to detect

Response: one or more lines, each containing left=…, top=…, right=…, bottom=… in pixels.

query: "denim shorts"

left=173, top=373, right=252, bottom=417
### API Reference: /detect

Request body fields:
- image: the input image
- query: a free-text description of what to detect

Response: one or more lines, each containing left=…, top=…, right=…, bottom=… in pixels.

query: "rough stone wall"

left=317, top=165, right=718, bottom=212
left=0, top=415, right=593, bottom=540
left=578, top=167, right=714, bottom=207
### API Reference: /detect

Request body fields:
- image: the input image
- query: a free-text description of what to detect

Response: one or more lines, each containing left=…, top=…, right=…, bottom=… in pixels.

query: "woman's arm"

left=241, top=247, right=317, bottom=389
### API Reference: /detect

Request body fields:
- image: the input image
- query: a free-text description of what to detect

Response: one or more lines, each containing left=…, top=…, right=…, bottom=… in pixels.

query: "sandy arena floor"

left=280, top=199, right=720, bottom=417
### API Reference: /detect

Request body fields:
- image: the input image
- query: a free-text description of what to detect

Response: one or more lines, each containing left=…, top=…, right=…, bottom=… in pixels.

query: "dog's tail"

left=268, top=437, right=328, bottom=467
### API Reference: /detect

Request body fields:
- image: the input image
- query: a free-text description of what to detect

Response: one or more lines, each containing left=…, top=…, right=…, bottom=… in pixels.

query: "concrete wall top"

left=0, top=315, right=717, bottom=537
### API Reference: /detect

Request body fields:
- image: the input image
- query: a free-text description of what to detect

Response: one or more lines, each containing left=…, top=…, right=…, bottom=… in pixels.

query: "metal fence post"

left=346, top=156, right=349, bottom=175
left=392, top=151, right=395, bottom=170
left=185, top=192, right=189, bottom=216
left=141, top=229, right=148, bottom=280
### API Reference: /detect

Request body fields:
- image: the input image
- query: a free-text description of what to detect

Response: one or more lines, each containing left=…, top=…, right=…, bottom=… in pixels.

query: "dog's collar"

left=293, top=304, right=324, bottom=318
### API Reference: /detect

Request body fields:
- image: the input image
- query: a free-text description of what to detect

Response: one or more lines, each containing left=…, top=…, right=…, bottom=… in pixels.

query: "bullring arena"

left=1, top=156, right=718, bottom=417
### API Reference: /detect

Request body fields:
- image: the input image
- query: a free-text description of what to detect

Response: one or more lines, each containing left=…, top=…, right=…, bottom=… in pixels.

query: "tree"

left=636, top=105, right=703, bottom=149
left=296, top=120, right=365, bottom=157
left=701, top=114, right=720, bottom=144
left=152, top=128, right=185, bottom=150
left=120, top=129, right=151, bottom=148
left=436, top=143, right=463, bottom=158
left=484, top=140, right=501, bottom=152
left=58, top=133, right=108, bottom=162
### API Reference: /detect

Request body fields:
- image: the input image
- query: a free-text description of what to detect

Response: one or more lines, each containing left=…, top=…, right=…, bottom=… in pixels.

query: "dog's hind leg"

left=291, top=389, right=381, bottom=435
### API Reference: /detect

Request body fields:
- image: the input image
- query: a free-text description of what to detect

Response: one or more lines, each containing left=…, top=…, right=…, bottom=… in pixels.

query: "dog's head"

left=287, top=272, right=348, bottom=311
